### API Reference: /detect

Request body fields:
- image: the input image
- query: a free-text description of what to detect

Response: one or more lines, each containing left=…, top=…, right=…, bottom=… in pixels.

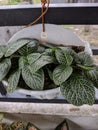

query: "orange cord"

left=25, top=0, right=50, bottom=28
left=42, top=3, right=45, bottom=32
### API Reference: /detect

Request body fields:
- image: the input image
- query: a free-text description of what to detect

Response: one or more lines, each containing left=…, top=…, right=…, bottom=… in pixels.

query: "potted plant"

left=0, top=37, right=98, bottom=106
left=0, top=24, right=97, bottom=106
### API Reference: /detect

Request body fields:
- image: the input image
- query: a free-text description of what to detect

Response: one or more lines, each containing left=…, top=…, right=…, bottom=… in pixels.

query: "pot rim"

left=16, top=87, right=60, bottom=95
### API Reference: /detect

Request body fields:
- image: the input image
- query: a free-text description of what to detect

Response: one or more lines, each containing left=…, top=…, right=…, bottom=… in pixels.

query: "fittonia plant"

left=0, top=38, right=97, bottom=106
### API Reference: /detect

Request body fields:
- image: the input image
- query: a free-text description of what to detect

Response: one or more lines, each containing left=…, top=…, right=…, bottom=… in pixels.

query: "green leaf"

left=7, top=70, right=20, bottom=93
left=60, top=47, right=78, bottom=59
left=53, top=65, right=73, bottom=85
left=85, top=66, right=98, bottom=88
left=42, top=48, right=58, bottom=64
left=55, top=119, right=69, bottom=130
left=27, top=53, right=41, bottom=65
left=61, top=74, right=95, bottom=106
left=22, top=66, right=44, bottom=90
left=55, top=49, right=73, bottom=65
left=0, top=45, right=6, bottom=58
left=30, top=55, right=54, bottom=74
left=0, top=114, right=3, bottom=120
left=26, top=122, right=40, bottom=130
left=19, top=56, right=28, bottom=70
left=47, top=68, right=53, bottom=81
left=0, top=58, right=11, bottom=81
left=5, top=38, right=31, bottom=57
left=59, top=47, right=72, bottom=53
left=18, top=39, right=39, bottom=56
left=10, top=121, right=24, bottom=130
left=77, top=52, right=94, bottom=66
left=0, top=51, right=3, bottom=59
left=77, top=64, right=92, bottom=70
left=2, top=124, right=10, bottom=130
left=37, top=46, right=45, bottom=53
left=44, top=48, right=56, bottom=55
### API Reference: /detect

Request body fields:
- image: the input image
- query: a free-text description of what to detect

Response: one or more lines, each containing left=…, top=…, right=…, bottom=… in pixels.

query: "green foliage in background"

left=34, top=0, right=40, bottom=4
left=0, top=0, right=40, bottom=5
left=7, top=0, right=40, bottom=5
left=8, top=0, right=21, bottom=5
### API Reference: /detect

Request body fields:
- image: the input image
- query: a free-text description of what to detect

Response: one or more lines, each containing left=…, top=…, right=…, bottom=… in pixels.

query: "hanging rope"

left=26, top=0, right=50, bottom=28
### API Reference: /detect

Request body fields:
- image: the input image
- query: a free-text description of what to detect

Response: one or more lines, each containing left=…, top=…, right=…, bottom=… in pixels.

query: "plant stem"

left=10, top=55, right=21, bottom=59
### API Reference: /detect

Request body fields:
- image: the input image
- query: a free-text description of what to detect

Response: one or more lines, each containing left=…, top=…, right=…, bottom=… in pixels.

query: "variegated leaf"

left=0, top=45, right=6, bottom=58
left=60, top=47, right=78, bottom=57
left=77, top=64, right=92, bottom=70
left=85, top=66, right=98, bottom=88
left=53, top=65, right=73, bottom=85
left=19, top=56, right=28, bottom=70
left=26, top=122, right=40, bottom=130
left=55, top=119, right=69, bottom=130
left=47, top=68, right=53, bottom=81
left=5, top=38, right=31, bottom=57
left=77, top=52, right=94, bottom=66
left=0, top=58, right=11, bottom=81
left=44, top=48, right=56, bottom=55
left=22, top=66, right=44, bottom=90
left=10, top=121, right=24, bottom=130
left=7, top=70, right=20, bottom=92
left=0, top=51, right=3, bottom=59
left=55, top=49, right=73, bottom=65
left=61, top=74, right=95, bottom=106
left=30, top=55, right=54, bottom=74
left=18, top=39, right=39, bottom=55
left=27, top=53, right=41, bottom=65
left=37, top=46, right=45, bottom=53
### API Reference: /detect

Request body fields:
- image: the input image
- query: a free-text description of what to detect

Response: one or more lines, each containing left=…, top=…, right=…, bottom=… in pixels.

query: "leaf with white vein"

left=0, top=51, right=3, bottom=59
left=7, top=69, right=20, bottom=92
left=0, top=45, right=6, bottom=58
left=27, top=53, right=41, bottom=65
left=5, top=38, right=31, bottom=57
left=19, top=56, right=28, bottom=70
left=22, top=66, right=44, bottom=90
left=77, top=52, right=94, bottom=66
left=85, top=66, right=98, bottom=88
left=18, top=39, right=39, bottom=55
left=30, top=55, right=54, bottom=74
left=61, top=74, right=95, bottom=106
left=55, top=49, right=73, bottom=65
left=53, top=65, right=73, bottom=85
left=0, top=58, right=11, bottom=81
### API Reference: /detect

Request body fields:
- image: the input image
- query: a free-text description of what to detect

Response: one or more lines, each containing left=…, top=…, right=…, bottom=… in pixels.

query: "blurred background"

left=0, top=0, right=98, bottom=63
left=0, top=0, right=98, bottom=5
left=0, top=0, right=98, bottom=46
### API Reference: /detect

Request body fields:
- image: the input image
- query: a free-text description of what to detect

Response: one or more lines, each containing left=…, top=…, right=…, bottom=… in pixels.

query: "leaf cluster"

left=0, top=38, right=98, bottom=106
left=2, top=121, right=39, bottom=130
left=1, top=119, right=68, bottom=130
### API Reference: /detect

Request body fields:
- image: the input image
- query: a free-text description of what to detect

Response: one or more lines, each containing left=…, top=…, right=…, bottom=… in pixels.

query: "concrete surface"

left=0, top=102, right=98, bottom=129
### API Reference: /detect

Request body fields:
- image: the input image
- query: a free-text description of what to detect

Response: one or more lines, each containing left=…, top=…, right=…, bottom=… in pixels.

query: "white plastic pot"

left=16, top=87, right=61, bottom=99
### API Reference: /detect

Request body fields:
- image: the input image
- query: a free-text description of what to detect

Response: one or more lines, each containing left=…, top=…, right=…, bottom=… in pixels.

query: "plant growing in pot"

left=0, top=38, right=98, bottom=106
